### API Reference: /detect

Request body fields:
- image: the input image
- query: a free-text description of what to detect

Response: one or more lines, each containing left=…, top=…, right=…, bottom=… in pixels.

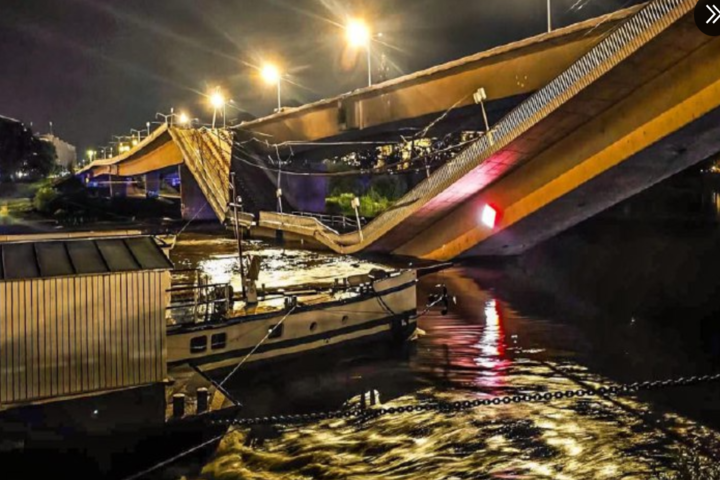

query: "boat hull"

left=167, top=271, right=418, bottom=372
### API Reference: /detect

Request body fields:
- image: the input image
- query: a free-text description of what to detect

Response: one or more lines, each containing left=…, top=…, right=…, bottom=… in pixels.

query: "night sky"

left=0, top=0, right=642, bottom=152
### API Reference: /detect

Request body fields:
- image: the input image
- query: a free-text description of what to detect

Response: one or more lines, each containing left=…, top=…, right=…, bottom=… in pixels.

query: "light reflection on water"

left=171, top=235, right=390, bottom=291
left=169, top=234, right=720, bottom=480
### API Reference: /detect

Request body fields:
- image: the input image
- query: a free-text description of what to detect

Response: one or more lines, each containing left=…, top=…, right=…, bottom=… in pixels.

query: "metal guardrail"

left=291, top=211, right=366, bottom=230
left=258, top=0, right=692, bottom=253
left=226, top=211, right=256, bottom=228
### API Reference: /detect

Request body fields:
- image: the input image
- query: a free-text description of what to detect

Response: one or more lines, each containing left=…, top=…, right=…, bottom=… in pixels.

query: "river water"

left=165, top=208, right=720, bottom=480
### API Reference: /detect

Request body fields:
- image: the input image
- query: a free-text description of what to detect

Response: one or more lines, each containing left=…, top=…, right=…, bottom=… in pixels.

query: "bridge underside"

left=258, top=1, right=718, bottom=261
left=396, top=14, right=718, bottom=260
left=235, top=6, right=640, bottom=148
left=80, top=127, right=235, bottom=222
left=462, top=106, right=720, bottom=257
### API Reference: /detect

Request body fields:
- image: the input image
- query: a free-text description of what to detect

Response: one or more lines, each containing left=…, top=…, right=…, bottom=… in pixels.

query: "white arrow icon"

left=707, top=4, right=720, bottom=24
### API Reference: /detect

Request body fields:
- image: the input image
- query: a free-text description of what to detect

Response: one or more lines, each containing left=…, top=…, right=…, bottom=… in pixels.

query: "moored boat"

left=166, top=269, right=419, bottom=373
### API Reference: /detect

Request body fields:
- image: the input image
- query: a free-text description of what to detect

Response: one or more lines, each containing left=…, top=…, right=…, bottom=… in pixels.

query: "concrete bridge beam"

left=394, top=33, right=720, bottom=260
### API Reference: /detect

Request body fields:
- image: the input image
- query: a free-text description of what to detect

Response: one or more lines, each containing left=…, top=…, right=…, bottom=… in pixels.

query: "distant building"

left=41, top=134, right=77, bottom=169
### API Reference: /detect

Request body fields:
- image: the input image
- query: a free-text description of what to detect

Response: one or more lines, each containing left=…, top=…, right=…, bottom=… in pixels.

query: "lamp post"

left=473, top=87, right=494, bottom=146
left=130, top=129, right=144, bottom=144
left=346, top=19, right=372, bottom=87
left=351, top=196, right=363, bottom=241
left=547, top=0, right=552, bottom=32
left=146, top=122, right=151, bottom=136
left=210, top=89, right=226, bottom=129
left=261, top=64, right=282, bottom=112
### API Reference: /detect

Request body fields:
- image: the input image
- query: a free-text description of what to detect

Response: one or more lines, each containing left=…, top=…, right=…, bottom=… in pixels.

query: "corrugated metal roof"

left=0, top=236, right=173, bottom=281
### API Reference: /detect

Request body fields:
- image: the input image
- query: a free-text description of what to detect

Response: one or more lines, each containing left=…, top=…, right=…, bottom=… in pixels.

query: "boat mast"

left=230, top=172, right=247, bottom=299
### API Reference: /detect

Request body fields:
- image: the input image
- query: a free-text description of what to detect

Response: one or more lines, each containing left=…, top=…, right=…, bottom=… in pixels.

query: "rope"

left=239, top=138, right=402, bottom=148
left=415, top=93, right=473, bottom=139
left=121, top=428, right=233, bottom=480
left=174, top=203, right=208, bottom=238
left=219, top=304, right=298, bottom=387
left=232, top=138, right=477, bottom=178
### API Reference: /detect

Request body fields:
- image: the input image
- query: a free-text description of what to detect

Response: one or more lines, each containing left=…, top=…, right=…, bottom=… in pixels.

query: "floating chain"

left=213, top=373, right=720, bottom=427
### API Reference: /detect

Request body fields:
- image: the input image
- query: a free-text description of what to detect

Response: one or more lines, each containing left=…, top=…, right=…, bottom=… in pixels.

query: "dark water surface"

left=165, top=217, right=720, bottom=480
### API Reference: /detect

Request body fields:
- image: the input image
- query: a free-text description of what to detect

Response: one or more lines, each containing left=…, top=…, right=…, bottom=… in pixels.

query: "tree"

left=27, top=137, right=57, bottom=178
left=0, top=116, right=57, bottom=181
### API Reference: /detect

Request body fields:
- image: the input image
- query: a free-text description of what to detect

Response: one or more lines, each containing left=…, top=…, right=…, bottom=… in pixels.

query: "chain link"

left=212, top=373, right=720, bottom=427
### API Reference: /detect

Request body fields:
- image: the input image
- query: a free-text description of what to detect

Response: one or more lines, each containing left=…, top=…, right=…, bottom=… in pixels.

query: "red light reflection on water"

left=474, top=299, right=510, bottom=388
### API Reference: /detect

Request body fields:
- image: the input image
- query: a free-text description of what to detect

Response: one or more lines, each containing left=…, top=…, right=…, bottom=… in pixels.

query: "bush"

left=325, top=192, right=356, bottom=216
left=33, top=186, right=59, bottom=213
left=325, top=187, right=394, bottom=218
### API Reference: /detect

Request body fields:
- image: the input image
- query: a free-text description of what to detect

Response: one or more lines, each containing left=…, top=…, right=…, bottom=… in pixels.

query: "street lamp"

left=261, top=63, right=282, bottom=111
left=130, top=128, right=144, bottom=143
left=87, top=149, right=96, bottom=163
left=346, top=19, right=372, bottom=87
left=178, top=112, right=190, bottom=126
left=210, top=89, right=226, bottom=128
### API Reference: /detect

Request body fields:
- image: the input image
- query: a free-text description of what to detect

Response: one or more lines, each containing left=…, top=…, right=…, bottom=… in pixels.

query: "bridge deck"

left=259, top=0, right=711, bottom=260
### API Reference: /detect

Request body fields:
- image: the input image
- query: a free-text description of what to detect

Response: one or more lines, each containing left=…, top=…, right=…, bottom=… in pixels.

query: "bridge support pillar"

left=111, top=176, right=128, bottom=198
left=145, top=171, right=161, bottom=199
left=179, top=165, right=217, bottom=221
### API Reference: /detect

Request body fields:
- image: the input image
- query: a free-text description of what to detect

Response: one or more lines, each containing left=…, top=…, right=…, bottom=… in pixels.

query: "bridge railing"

left=260, top=211, right=365, bottom=244
left=291, top=211, right=366, bottom=231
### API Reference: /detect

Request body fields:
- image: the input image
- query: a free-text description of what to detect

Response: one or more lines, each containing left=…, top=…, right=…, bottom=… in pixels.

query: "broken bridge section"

left=258, top=0, right=714, bottom=260
left=169, top=128, right=233, bottom=223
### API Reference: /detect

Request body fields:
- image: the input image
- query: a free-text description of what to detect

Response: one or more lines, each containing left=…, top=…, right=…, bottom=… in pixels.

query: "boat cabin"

left=0, top=236, right=173, bottom=408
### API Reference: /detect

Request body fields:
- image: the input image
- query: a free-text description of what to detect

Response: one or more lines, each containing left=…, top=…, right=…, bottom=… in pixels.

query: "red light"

left=481, top=204, right=498, bottom=228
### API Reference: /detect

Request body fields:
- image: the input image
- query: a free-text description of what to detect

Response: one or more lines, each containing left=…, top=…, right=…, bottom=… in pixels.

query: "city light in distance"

left=481, top=204, right=498, bottom=229
left=178, top=112, right=189, bottom=125
left=346, top=19, right=371, bottom=47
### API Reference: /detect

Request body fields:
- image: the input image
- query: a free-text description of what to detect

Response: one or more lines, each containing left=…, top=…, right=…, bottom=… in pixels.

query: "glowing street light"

left=209, top=89, right=226, bottom=128
left=86, top=149, right=96, bottom=163
left=210, top=91, right=225, bottom=109
left=178, top=112, right=190, bottom=126
left=261, top=63, right=283, bottom=111
left=346, top=19, right=373, bottom=87
left=346, top=19, right=370, bottom=47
